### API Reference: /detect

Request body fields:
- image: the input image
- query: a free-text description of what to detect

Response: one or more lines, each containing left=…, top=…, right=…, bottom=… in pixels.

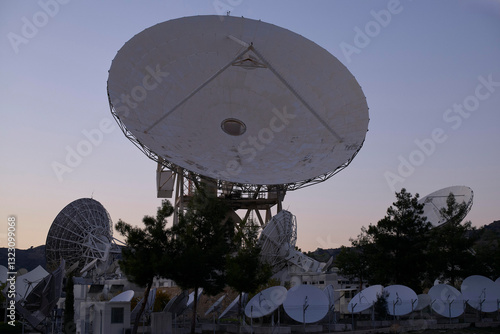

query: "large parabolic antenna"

left=418, top=186, right=473, bottom=227
left=259, top=210, right=325, bottom=274
left=45, top=198, right=119, bottom=275
left=107, top=15, right=369, bottom=190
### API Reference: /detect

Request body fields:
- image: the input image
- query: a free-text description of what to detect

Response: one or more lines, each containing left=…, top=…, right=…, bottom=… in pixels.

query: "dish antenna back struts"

left=45, top=198, right=121, bottom=277
left=107, top=15, right=369, bottom=225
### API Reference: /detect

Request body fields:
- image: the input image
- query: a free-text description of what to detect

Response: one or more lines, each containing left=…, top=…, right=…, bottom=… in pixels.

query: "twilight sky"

left=1, top=0, right=499, bottom=252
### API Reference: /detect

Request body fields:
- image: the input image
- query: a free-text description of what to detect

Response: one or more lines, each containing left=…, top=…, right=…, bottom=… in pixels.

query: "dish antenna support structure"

left=107, top=15, right=369, bottom=226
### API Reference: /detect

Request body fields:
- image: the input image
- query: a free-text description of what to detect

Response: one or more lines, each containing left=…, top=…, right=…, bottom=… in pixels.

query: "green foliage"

left=168, top=186, right=237, bottom=333
left=115, top=200, right=175, bottom=334
left=0, top=322, right=22, bottom=334
left=169, top=188, right=236, bottom=295
left=373, top=290, right=389, bottom=320
left=115, top=200, right=174, bottom=287
left=226, top=220, right=272, bottom=295
left=365, top=188, right=432, bottom=291
left=428, top=193, right=478, bottom=286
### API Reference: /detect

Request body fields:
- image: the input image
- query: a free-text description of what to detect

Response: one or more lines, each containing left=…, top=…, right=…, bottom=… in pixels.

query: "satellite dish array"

left=348, top=275, right=500, bottom=318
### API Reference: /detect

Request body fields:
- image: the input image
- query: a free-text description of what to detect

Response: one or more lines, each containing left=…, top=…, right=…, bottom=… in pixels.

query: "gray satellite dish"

left=205, top=294, right=226, bottom=316
left=163, top=290, right=189, bottom=315
left=259, top=210, right=325, bottom=274
left=461, top=275, right=500, bottom=313
left=384, top=285, right=417, bottom=316
left=45, top=198, right=120, bottom=276
left=419, top=186, right=473, bottom=227
left=348, top=285, right=383, bottom=313
left=283, top=285, right=329, bottom=323
left=219, top=293, right=247, bottom=319
left=107, top=15, right=369, bottom=189
left=428, top=284, right=464, bottom=318
left=245, top=286, right=287, bottom=318
left=414, top=294, right=431, bottom=311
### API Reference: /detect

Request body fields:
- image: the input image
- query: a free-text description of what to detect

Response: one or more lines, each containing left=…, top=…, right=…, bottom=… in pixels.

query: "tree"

left=226, top=219, right=272, bottom=323
left=168, top=187, right=236, bottom=334
left=63, top=275, right=75, bottom=334
left=428, top=193, right=478, bottom=286
left=365, top=188, right=432, bottom=291
left=335, top=228, right=373, bottom=290
left=115, top=200, right=174, bottom=334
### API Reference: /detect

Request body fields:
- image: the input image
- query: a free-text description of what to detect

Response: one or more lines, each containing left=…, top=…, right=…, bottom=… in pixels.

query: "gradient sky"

left=1, top=0, right=499, bottom=252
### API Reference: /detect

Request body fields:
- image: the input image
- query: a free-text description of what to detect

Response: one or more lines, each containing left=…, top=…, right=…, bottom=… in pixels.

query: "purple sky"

left=1, top=0, right=499, bottom=251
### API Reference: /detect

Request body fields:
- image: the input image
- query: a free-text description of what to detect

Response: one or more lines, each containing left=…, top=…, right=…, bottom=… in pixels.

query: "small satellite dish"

left=461, top=275, right=500, bottom=312
left=283, top=285, right=329, bottom=323
left=414, top=294, right=431, bottom=311
left=187, top=288, right=203, bottom=309
left=219, top=293, right=248, bottom=319
left=245, top=286, right=287, bottom=318
left=205, top=294, right=226, bottom=316
left=428, top=284, right=464, bottom=317
left=110, top=290, right=135, bottom=302
left=348, top=285, right=383, bottom=313
left=384, top=285, right=417, bottom=316
left=107, top=15, right=369, bottom=188
left=163, top=290, right=189, bottom=315
left=418, top=186, right=473, bottom=227
left=15, top=265, right=49, bottom=301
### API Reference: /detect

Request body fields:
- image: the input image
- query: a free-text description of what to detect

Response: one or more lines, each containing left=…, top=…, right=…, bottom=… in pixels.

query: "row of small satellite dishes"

left=349, top=275, right=500, bottom=318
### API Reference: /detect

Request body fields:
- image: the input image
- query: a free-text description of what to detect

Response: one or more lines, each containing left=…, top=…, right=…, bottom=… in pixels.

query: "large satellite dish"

left=45, top=198, right=119, bottom=275
left=419, top=186, right=473, bottom=227
left=107, top=15, right=369, bottom=190
left=428, top=284, right=464, bottom=318
left=259, top=210, right=325, bottom=274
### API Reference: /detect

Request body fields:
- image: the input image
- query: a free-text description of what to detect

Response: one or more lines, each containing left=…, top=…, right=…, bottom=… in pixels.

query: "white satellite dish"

left=187, top=288, right=203, bottom=309
left=461, top=275, right=500, bottom=313
left=283, top=285, right=329, bottom=323
left=110, top=290, right=135, bottom=302
left=15, top=265, right=49, bottom=301
left=219, top=293, right=247, bottom=319
left=107, top=15, right=369, bottom=189
left=428, top=284, right=464, bottom=318
left=384, top=285, right=417, bottom=316
left=348, top=285, right=383, bottom=313
left=245, top=286, right=287, bottom=318
left=45, top=198, right=121, bottom=276
left=414, top=294, right=431, bottom=311
left=259, top=210, right=325, bottom=274
left=205, top=294, right=226, bottom=316
left=419, top=186, right=473, bottom=227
